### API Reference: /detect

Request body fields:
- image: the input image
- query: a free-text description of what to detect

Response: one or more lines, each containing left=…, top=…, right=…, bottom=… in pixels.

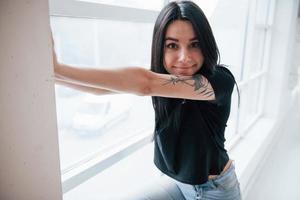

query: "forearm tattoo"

left=162, top=74, right=214, bottom=98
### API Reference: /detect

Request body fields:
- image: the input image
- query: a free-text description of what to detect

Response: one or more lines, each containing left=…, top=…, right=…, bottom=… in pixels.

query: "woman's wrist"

left=53, top=61, right=65, bottom=80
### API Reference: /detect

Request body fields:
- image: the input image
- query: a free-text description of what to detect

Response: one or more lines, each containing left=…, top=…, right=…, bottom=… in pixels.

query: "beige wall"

left=0, top=1, right=62, bottom=199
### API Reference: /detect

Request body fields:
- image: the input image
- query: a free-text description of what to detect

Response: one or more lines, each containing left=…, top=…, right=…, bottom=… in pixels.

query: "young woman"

left=53, top=1, right=241, bottom=199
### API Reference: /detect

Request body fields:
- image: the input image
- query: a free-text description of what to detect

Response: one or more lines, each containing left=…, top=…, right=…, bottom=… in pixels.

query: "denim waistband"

left=175, top=161, right=241, bottom=200
left=193, top=160, right=237, bottom=190
left=211, top=160, right=236, bottom=181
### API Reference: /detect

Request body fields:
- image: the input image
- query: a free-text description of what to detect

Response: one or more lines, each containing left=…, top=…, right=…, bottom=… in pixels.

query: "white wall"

left=0, top=1, right=62, bottom=200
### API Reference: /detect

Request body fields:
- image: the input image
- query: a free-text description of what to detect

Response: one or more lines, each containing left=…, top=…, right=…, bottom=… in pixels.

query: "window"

left=198, top=0, right=275, bottom=141
left=49, top=0, right=167, bottom=194
left=50, top=0, right=276, bottom=195
left=237, top=0, right=275, bottom=136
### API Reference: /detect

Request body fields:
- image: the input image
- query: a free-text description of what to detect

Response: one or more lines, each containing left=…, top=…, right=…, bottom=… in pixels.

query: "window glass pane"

left=249, top=29, right=265, bottom=74
left=238, top=78, right=261, bottom=133
left=243, top=28, right=266, bottom=79
left=255, top=0, right=270, bottom=25
left=77, top=0, right=164, bottom=11
left=249, top=79, right=261, bottom=115
left=243, top=0, right=271, bottom=78
left=51, top=16, right=155, bottom=170
left=209, top=0, right=249, bottom=82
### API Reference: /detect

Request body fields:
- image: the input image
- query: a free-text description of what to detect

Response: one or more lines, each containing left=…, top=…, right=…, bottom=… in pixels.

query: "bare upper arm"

left=145, top=70, right=216, bottom=101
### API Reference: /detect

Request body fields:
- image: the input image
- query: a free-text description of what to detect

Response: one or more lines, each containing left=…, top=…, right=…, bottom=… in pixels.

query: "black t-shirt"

left=153, top=65, right=235, bottom=185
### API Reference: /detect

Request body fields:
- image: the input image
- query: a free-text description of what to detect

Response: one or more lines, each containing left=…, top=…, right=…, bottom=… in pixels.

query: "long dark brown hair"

left=150, top=1, right=221, bottom=139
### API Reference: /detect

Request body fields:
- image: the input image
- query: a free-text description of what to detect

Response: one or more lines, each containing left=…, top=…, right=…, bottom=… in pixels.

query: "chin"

left=179, top=72, right=193, bottom=76
left=174, top=70, right=196, bottom=76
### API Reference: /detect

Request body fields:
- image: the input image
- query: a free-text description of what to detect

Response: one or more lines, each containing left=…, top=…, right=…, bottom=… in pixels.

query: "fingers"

left=50, top=30, right=59, bottom=69
left=50, top=30, right=54, bottom=47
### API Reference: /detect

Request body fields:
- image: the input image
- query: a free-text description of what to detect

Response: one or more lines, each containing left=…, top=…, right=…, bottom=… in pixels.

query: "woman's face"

left=163, top=20, right=204, bottom=76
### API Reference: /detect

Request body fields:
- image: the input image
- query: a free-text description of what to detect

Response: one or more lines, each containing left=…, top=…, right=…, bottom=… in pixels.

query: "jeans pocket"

left=212, top=172, right=239, bottom=191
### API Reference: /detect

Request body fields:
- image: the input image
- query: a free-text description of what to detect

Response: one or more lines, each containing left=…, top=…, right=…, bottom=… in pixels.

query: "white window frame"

left=49, top=0, right=165, bottom=22
left=235, top=0, right=276, bottom=139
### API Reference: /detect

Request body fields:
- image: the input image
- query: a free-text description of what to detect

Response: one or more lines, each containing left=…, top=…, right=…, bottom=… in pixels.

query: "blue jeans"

left=175, top=161, right=242, bottom=200
left=125, top=161, right=241, bottom=200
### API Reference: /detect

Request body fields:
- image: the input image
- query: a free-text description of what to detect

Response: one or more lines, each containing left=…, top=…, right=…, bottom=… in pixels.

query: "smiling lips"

left=174, top=67, right=191, bottom=69
left=173, top=64, right=196, bottom=69
left=172, top=66, right=194, bottom=76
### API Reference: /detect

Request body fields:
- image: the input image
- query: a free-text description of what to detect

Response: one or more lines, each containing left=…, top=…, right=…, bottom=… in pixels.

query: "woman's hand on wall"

left=51, top=33, right=61, bottom=78
left=50, top=31, right=118, bottom=95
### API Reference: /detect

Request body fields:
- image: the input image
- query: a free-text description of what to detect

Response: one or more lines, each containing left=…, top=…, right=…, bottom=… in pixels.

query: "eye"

left=190, top=41, right=200, bottom=48
left=165, top=43, right=178, bottom=49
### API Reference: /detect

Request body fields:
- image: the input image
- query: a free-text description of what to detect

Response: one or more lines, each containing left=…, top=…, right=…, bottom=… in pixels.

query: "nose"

left=178, top=48, right=192, bottom=64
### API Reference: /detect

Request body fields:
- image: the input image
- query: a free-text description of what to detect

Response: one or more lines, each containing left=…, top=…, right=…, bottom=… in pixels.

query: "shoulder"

left=203, top=65, right=235, bottom=104
left=206, top=65, right=235, bottom=87
left=215, top=65, right=235, bottom=81
left=213, top=65, right=235, bottom=80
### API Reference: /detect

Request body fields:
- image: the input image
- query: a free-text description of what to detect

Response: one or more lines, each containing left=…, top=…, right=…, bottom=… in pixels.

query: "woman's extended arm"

left=55, top=78, right=117, bottom=95
left=54, top=63, right=216, bottom=100
left=54, top=64, right=150, bottom=96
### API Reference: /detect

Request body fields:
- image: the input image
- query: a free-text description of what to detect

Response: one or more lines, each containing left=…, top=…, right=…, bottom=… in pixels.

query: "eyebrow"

left=165, top=37, right=198, bottom=42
